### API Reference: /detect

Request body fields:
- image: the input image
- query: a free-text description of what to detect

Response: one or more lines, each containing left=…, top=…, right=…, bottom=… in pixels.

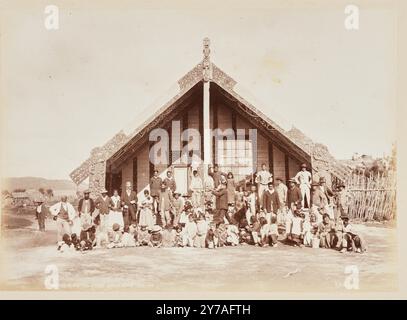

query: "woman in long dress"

left=226, top=172, right=236, bottom=205
left=138, top=189, right=154, bottom=230
left=108, top=189, right=124, bottom=230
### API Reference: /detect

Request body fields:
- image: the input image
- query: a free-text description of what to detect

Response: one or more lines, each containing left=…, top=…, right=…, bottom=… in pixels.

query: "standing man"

left=262, top=182, right=281, bottom=224
left=49, top=196, right=76, bottom=241
left=336, top=183, right=351, bottom=219
left=159, top=181, right=172, bottom=226
left=274, top=178, right=288, bottom=209
left=163, top=170, right=177, bottom=193
left=212, top=177, right=229, bottom=225
left=319, top=177, right=335, bottom=220
left=95, top=188, right=111, bottom=227
left=78, top=190, right=95, bottom=217
left=294, top=163, right=312, bottom=208
left=150, top=169, right=162, bottom=210
left=208, top=164, right=226, bottom=188
left=255, top=163, right=273, bottom=204
left=190, top=169, right=203, bottom=208
left=287, top=179, right=302, bottom=210
left=35, top=198, right=48, bottom=232
left=121, top=181, right=138, bottom=227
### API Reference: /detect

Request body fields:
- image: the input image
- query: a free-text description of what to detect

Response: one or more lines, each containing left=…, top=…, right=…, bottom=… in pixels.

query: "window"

left=217, top=138, right=254, bottom=183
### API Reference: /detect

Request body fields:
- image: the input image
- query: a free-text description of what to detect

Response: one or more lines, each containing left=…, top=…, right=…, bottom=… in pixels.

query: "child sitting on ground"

left=195, top=213, right=208, bottom=248
left=318, top=214, right=336, bottom=249
left=259, top=217, right=271, bottom=247
left=240, top=224, right=252, bottom=245
left=57, top=234, right=73, bottom=253
left=302, top=214, right=313, bottom=247
left=149, top=225, right=163, bottom=248
left=184, top=214, right=197, bottom=247
left=226, top=223, right=239, bottom=246
left=205, top=223, right=218, bottom=249
left=121, top=225, right=136, bottom=247
left=162, top=224, right=176, bottom=247
left=95, top=218, right=109, bottom=248
left=248, top=215, right=261, bottom=246
left=136, top=224, right=150, bottom=246
left=215, top=223, right=228, bottom=247
left=174, top=225, right=185, bottom=247
left=269, top=215, right=279, bottom=247
left=107, top=223, right=123, bottom=249
left=70, top=233, right=81, bottom=251
left=289, top=209, right=304, bottom=247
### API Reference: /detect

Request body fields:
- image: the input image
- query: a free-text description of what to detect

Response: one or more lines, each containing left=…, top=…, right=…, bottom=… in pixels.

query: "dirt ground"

left=0, top=208, right=398, bottom=292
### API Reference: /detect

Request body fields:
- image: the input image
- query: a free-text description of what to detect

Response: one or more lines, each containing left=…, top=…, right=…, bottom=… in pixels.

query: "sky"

left=0, top=0, right=398, bottom=180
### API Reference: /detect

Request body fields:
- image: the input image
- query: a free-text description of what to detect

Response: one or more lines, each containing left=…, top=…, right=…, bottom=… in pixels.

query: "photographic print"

left=0, top=0, right=403, bottom=299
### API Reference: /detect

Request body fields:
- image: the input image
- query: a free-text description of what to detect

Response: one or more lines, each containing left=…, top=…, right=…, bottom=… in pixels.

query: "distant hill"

left=1, top=177, right=87, bottom=192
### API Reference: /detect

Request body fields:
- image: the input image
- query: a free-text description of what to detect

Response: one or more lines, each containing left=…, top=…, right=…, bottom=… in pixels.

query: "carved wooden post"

left=88, top=147, right=106, bottom=198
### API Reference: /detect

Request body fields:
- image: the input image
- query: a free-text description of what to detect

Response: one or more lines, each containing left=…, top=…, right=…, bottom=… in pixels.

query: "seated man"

left=340, top=216, right=367, bottom=253
left=318, top=213, right=337, bottom=248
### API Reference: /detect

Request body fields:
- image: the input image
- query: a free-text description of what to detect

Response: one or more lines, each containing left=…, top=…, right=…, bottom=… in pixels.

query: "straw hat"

left=151, top=225, right=162, bottom=233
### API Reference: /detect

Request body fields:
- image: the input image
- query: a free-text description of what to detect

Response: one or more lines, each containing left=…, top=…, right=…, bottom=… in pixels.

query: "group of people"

left=37, top=163, right=366, bottom=254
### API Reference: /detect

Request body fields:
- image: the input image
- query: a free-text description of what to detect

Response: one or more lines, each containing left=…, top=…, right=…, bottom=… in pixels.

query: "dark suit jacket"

left=95, top=196, right=112, bottom=215
left=36, top=204, right=49, bottom=218
left=212, top=188, right=228, bottom=210
left=164, top=177, right=177, bottom=192
left=121, top=190, right=138, bottom=213
left=78, top=198, right=95, bottom=214
left=287, top=186, right=302, bottom=208
left=262, top=189, right=281, bottom=214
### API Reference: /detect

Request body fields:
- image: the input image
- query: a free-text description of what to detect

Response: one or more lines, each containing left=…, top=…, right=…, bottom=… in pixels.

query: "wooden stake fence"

left=346, top=172, right=396, bottom=221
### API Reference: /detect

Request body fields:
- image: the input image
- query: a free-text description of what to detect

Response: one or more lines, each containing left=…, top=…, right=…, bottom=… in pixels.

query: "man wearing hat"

left=287, top=178, right=302, bottom=211
left=35, top=197, right=48, bottom=232
left=294, top=163, right=312, bottom=208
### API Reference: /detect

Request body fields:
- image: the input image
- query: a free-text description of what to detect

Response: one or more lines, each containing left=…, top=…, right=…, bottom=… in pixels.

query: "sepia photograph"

left=0, top=0, right=404, bottom=300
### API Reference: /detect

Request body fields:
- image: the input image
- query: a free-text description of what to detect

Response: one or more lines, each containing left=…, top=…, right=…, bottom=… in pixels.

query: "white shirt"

left=256, top=170, right=273, bottom=185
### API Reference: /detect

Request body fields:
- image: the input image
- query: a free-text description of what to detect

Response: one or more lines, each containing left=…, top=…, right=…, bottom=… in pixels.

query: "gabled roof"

left=70, top=60, right=345, bottom=184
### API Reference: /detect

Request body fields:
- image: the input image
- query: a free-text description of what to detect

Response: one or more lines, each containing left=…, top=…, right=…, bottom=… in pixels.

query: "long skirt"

left=108, top=210, right=124, bottom=230
left=138, top=208, right=154, bottom=229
